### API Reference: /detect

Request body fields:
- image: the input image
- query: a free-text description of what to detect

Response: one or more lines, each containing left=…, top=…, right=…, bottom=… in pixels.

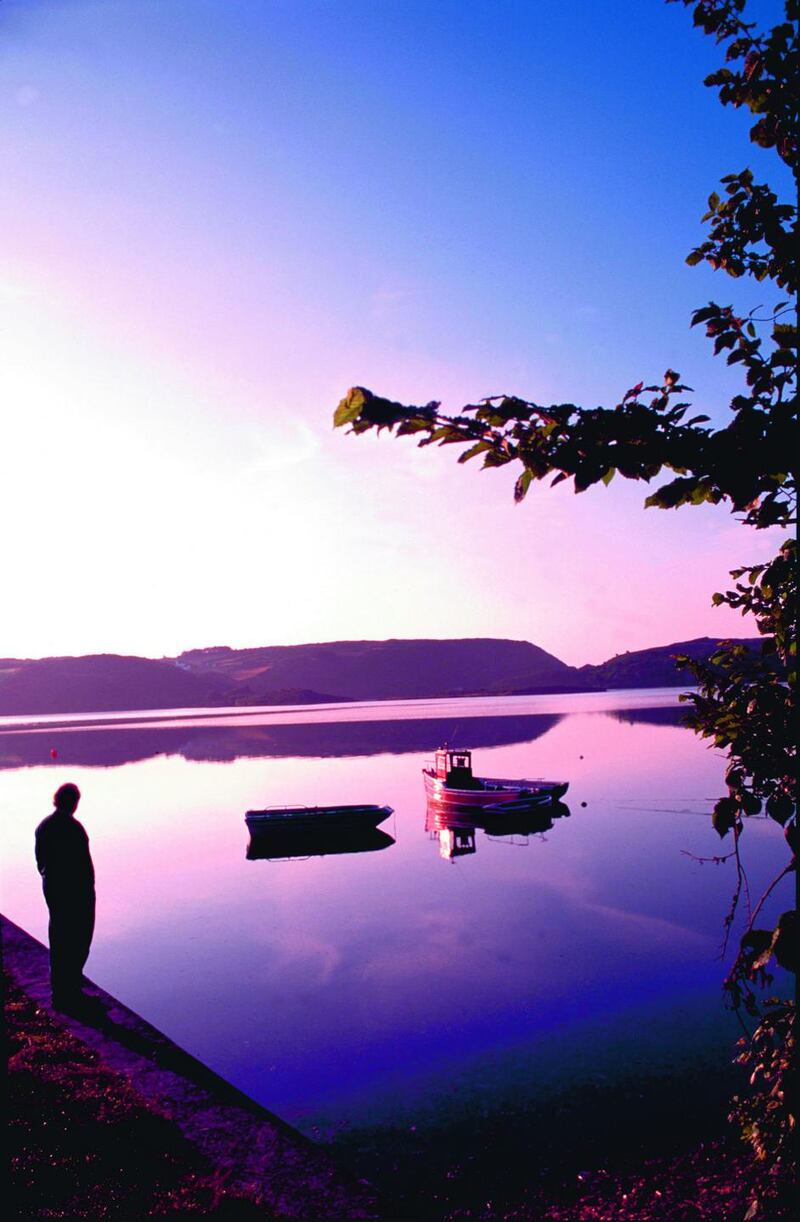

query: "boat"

left=423, top=748, right=568, bottom=810
left=244, top=803, right=393, bottom=830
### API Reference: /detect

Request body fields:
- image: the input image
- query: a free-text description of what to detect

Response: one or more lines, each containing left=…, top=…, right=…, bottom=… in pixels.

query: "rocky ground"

left=4, top=978, right=274, bottom=1218
left=329, top=1128, right=794, bottom=1221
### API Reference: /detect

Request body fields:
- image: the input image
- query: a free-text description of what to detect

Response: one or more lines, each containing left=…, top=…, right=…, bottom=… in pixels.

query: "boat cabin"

left=434, top=748, right=480, bottom=789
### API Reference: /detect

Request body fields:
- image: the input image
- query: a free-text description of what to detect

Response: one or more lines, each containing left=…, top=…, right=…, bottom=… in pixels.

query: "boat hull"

left=245, top=803, right=393, bottom=830
left=423, top=770, right=567, bottom=807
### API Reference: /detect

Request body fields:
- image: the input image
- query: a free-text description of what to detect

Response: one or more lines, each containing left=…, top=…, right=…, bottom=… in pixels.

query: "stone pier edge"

left=1, top=914, right=380, bottom=1218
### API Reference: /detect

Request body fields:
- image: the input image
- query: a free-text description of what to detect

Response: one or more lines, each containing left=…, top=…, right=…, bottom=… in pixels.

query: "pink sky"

left=1, top=0, right=783, bottom=667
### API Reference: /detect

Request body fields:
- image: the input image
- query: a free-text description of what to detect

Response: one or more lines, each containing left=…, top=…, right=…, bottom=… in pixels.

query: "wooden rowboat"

left=245, top=803, right=393, bottom=830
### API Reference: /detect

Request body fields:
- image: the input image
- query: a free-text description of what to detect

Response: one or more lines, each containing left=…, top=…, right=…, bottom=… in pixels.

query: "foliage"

left=729, top=996, right=796, bottom=1220
left=333, top=0, right=797, bottom=1202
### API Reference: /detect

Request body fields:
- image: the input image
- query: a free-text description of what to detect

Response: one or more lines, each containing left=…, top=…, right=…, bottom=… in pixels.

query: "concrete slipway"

left=1, top=915, right=380, bottom=1218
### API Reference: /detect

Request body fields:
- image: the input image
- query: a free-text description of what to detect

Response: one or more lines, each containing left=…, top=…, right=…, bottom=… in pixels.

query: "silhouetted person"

left=35, top=783, right=95, bottom=1012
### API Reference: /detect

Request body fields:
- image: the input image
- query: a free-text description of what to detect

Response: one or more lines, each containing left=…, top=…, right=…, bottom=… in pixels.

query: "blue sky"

left=0, top=0, right=787, bottom=662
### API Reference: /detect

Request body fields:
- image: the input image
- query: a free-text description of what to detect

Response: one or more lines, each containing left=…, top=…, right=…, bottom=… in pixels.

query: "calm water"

left=0, top=689, right=790, bottom=1141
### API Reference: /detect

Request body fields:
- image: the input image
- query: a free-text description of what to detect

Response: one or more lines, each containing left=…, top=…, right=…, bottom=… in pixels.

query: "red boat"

left=422, top=748, right=568, bottom=810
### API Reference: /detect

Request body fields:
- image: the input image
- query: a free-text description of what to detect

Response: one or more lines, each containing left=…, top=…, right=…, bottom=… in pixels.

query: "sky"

left=0, top=0, right=788, bottom=667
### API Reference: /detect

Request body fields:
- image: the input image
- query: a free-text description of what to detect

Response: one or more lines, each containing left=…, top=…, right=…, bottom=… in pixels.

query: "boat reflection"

left=425, top=797, right=571, bottom=859
left=246, top=823, right=395, bottom=862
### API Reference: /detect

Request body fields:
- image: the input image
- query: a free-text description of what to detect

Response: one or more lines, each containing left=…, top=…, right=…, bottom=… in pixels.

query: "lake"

left=0, top=688, right=790, bottom=1203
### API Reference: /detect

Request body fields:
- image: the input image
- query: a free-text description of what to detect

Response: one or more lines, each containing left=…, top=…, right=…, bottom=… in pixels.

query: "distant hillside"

left=0, top=636, right=766, bottom=716
left=0, top=655, right=219, bottom=715
left=0, top=638, right=579, bottom=715
left=578, top=637, right=764, bottom=689
left=176, top=637, right=583, bottom=701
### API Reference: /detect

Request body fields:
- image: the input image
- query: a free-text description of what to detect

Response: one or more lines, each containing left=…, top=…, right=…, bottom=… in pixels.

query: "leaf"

left=740, top=791, right=762, bottom=816
left=713, top=797, right=739, bottom=837
left=691, top=305, right=718, bottom=326
left=457, top=440, right=493, bottom=464
left=690, top=481, right=718, bottom=505
left=645, top=476, right=702, bottom=510
left=333, top=387, right=369, bottom=428
left=771, top=911, right=798, bottom=973
left=766, top=792, right=793, bottom=824
left=750, top=913, right=799, bottom=973
left=396, top=417, right=436, bottom=437
left=514, top=469, right=533, bottom=503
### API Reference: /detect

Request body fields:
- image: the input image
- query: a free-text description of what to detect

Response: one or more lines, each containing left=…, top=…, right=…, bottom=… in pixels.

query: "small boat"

left=244, top=803, right=393, bottom=830
left=423, top=748, right=568, bottom=810
left=483, top=796, right=559, bottom=817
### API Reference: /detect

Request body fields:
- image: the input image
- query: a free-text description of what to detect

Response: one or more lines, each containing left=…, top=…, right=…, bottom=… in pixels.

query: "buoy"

left=50, top=748, right=58, bottom=760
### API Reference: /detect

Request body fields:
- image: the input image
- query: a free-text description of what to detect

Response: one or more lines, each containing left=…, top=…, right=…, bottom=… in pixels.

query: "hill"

left=577, top=637, right=764, bottom=689
left=176, top=637, right=583, bottom=701
left=0, top=636, right=766, bottom=715
left=0, top=655, right=219, bottom=715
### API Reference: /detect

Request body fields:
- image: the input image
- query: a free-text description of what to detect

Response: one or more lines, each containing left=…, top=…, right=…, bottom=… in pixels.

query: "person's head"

left=53, top=782, right=81, bottom=815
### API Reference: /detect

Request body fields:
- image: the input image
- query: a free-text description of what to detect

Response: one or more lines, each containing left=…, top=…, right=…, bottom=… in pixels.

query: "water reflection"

left=246, top=824, right=395, bottom=862
left=0, top=712, right=562, bottom=770
left=425, top=797, right=571, bottom=859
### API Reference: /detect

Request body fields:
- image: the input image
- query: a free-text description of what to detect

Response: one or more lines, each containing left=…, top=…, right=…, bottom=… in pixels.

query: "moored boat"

left=245, top=803, right=393, bottom=830
left=423, top=748, right=568, bottom=809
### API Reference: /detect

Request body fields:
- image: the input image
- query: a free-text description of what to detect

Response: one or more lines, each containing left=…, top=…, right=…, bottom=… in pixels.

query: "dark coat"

left=35, top=812, right=95, bottom=904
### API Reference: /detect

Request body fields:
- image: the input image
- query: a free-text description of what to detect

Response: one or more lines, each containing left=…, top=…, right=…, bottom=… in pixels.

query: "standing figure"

left=35, top=783, right=95, bottom=1012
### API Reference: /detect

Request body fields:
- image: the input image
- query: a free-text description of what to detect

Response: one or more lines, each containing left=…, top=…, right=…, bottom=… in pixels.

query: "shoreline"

left=2, top=914, right=379, bottom=1218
